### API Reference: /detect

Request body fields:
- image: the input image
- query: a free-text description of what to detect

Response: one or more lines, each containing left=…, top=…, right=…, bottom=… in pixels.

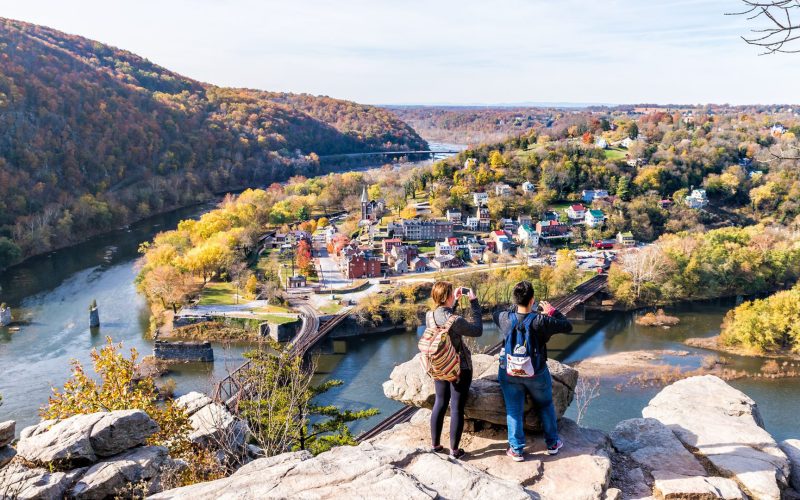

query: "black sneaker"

left=450, top=448, right=466, bottom=460
left=547, top=439, right=564, bottom=455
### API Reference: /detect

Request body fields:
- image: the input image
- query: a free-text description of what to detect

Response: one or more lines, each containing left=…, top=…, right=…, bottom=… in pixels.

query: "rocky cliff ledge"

left=2, top=371, right=799, bottom=499
left=147, top=365, right=799, bottom=500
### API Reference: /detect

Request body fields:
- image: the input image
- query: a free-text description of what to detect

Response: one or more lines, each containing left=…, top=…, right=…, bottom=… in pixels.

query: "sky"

left=0, top=0, right=797, bottom=105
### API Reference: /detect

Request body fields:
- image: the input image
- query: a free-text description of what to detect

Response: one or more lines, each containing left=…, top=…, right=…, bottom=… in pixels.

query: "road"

left=316, top=248, right=351, bottom=289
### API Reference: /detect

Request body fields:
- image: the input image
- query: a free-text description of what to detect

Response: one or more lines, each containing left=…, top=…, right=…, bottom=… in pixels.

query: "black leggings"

left=430, top=370, right=472, bottom=451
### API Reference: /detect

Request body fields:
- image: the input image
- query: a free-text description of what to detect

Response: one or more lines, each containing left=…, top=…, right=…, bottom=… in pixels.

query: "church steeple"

left=361, top=185, right=369, bottom=203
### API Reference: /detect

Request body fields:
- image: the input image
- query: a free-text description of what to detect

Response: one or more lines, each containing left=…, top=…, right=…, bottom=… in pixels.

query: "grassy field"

left=319, top=303, right=343, bottom=314
left=603, top=147, right=626, bottom=160
left=197, top=282, right=239, bottom=306
left=254, top=313, right=298, bottom=324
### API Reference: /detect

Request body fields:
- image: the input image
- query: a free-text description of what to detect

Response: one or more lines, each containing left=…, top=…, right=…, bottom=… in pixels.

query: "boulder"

left=16, top=413, right=105, bottom=465
left=16, top=410, right=159, bottom=467
left=0, top=420, right=14, bottom=447
left=149, top=442, right=532, bottom=500
left=370, top=408, right=612, bottom=500
left=89, top=410, right=160, bottom=457
left=70, top=445, right=173, bottom=499
left=0, top=446, right=16, bottom=468
left=188, top=402, right=248, bottom=450
left=174, top=392, right=213, bottom=417
left=0, top=462, right=73, bottom=500
left=383, top=354, right=577, bottom=430
left=781, top=439, right=800, bottom=492
left=610, top=418, right=707, bottom=477
left=642, top=375, right=789, bottom=500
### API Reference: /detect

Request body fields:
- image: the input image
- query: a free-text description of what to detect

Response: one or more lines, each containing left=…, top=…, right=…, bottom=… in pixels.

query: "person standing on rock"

left=493, top=281, right=572, bottom=461
left=425, top=281, right=483, bottom=459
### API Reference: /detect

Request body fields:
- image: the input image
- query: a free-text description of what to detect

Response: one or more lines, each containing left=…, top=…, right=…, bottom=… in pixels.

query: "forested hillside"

left=387, top=106, right=552, bottom=145
left=0, top=18, right=425, bottom=268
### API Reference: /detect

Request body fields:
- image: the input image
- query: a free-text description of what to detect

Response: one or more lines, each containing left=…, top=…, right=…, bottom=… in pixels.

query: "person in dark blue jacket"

left=492, top=281, right=572, bottom=462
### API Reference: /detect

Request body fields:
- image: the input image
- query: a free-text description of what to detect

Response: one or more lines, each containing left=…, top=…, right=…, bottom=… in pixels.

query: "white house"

left=566, top=203, right=587, bottom=221
left=585, top=209, right=606, bottom=228
left=620, top=137, right=635, bottom=149
left=517, top=224, right=540, bottom=247
left=495, top=183, right=513, bottom=196
left=472, top=192, right=489, bottom=206
left=522, top=181, right=536, bottom=193
left=465, top=216, right=479, bottom=231
left=446, top=209, right=462, bottom=224
left=772, top=123, right=788, bottom=135
left=595, top=138, right=608, bottom=149
left=685, top=189, right=708, bottom=209
left=394, top=260, right=409, bottom=273
left=499, top=218, right=516, bottom=231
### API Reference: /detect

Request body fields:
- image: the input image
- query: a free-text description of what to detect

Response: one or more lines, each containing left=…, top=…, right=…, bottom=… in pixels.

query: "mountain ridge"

left=0, top=17, right=426, bottom=268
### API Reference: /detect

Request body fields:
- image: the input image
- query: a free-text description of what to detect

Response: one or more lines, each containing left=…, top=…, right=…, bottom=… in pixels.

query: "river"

left=0, top=145, right=464, bottom=433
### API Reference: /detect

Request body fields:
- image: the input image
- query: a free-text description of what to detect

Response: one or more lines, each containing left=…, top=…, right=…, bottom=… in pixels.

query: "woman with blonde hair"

left=426, top=280, right=482, bottom=459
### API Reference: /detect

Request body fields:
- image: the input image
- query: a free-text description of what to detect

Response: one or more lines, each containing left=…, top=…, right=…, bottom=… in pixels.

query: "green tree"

left=0, top=237, right=21, bottom=269
left=238, top=341, right=379, bottom=456
left=628, top=122, right=639, bottom=140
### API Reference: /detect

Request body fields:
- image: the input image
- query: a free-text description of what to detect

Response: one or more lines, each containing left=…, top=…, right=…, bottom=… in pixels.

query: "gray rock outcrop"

left=0, top=462, right=76, bottom=500
left=369, top=408, right=612, bottom=500
left=149, top=441, right=533, bottom=500
left=0, top=445, right=15, bottom=469
left=383, top=353, right=577, bottom=430
left=0, top=420, right=14, bottom=448
left=781, top=439, right=800, bottom=492
left=174, top=392, right=213, bottom=417
left=610, top=417, right=707, bottom=477
left=70, top=445, right=172, bottom=499
left=642, top=375, right=789, bottom=500
left=1, top=410, right=174, bottom=499
left=16, top=410, right=158, bottom=466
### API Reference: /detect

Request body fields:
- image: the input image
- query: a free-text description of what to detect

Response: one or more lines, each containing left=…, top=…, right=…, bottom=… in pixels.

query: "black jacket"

left=426, top=298, right=483, bottom=371
left=492, top=307, right=572, bottom=372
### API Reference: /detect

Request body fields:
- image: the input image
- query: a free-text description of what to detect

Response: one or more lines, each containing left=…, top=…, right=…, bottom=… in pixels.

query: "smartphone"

left=459, top=287, right=470, bottom=295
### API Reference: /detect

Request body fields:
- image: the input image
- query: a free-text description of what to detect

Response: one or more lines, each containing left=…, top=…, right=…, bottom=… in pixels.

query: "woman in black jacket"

left=426, top=280, right=482, bottom=459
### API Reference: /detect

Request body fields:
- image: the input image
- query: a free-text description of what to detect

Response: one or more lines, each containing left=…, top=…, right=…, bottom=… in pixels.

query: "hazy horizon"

left=2, top=0, right=798, bottom=106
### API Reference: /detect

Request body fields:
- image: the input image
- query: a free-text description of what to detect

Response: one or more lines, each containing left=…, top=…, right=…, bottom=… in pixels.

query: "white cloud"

left=0, top=0, right=797, bottom=104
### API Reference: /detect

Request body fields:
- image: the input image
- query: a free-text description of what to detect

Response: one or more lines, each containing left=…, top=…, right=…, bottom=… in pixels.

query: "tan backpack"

left=417, top=314, right=461, bottom=382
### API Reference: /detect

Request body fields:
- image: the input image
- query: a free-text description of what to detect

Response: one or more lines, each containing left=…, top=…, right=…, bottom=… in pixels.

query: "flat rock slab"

left=610, top=418, right=707, bottom=477
left=71, top=445, right=172, bottom=499
left=652, top=471, right=743, bottom=499
left=781, top=439, right=800, bottom=492
left=16, top=410, right=159, bottom=467
left=0, top=420, right=14, bottom=447
left=642, top=375, right=789, bottom=500
left=188, top=402, right=248, bottom=450
left=370, top=409, right=612, bottom=500
left=0, top=462, right=74, bottom=500
left=383, top=353, right=577, bottom=431
left=149, top=442, right=531, bottom=500
left=174, top=392, right=213, bottom=417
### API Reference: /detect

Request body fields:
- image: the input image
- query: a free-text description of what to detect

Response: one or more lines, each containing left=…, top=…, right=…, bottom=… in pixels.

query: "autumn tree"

left=141, top=265, right=197, bottom=314
left=296, top=239, right=313, bottom=274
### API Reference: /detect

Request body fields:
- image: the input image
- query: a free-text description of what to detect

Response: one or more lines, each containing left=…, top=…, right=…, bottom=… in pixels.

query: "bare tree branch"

left=730, top=0, right=800, bottom=54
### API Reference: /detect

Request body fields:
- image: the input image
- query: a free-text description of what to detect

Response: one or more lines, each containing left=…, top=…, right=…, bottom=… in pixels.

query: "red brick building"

left=347, top=255, right=382, bottom=279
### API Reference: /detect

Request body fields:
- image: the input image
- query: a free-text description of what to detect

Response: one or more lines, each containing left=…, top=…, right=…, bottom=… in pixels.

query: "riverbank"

left=685, top=335, right=800, bottom=362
